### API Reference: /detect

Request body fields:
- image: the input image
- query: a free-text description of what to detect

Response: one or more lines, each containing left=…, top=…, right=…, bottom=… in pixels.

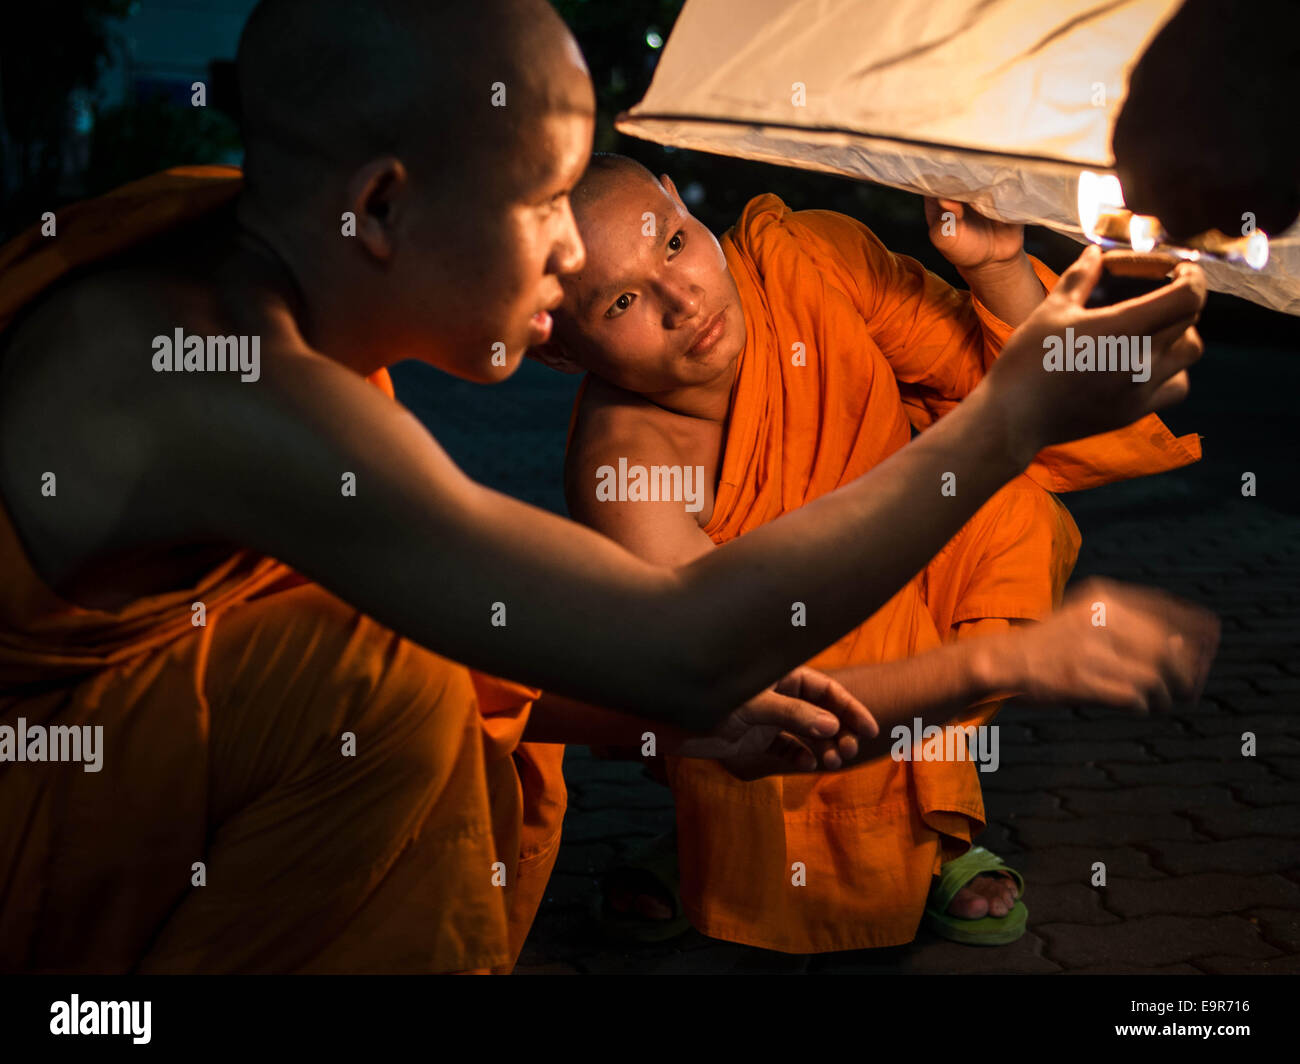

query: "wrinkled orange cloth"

left=0, top=168, right=563, bottom=973
left=663, top=194, right=1200, bottom=953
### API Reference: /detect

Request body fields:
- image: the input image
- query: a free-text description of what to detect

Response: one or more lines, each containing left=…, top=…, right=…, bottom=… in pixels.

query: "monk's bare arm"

left=169, top=350, right=1015, bottom=727
left=160, top=256, right=1205, bottom=728
left=959, top=255, right=1046, bottom=328
left=524, top=691, right=690, bottom=746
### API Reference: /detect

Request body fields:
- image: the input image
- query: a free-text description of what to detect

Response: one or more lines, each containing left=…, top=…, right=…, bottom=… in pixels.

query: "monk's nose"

left=552, top=200, right=586, bottom=276
left=663, top=283, right=701, bottom=325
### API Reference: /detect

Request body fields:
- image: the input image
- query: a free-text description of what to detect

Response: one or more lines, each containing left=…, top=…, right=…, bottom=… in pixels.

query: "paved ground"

left=392, top=329, right=1300, bottom=975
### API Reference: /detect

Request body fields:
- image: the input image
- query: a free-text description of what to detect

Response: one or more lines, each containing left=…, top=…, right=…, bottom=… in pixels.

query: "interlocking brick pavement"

left=391, top=331, right=1300, bottom=974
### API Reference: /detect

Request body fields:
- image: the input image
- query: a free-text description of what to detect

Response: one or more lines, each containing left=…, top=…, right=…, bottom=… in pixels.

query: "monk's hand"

left=924, top=197, right=1026, bottom=272
left=986, top=578, right=1220, bottom=713
left=675, top=666, right=878, bottom=777
left=981, top=244, right=1207, bottom=457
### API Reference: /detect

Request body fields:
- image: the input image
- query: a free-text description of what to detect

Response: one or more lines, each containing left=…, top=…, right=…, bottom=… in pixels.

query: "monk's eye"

left=606, top=293, right=636, bottom=318
left=668, top=231, right=685, bottom=253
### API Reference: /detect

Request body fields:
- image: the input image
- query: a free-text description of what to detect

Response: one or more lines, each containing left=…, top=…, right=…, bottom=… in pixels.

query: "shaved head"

left=543, top=153, right=746, bottom=399
left=231, top=0, right=594, bottom=382
left=237, top=0, right=593, bottom=209
left=573, top=153, right=663, bottom=218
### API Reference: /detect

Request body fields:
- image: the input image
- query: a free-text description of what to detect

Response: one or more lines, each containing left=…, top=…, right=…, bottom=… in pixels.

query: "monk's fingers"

left=775, top=667, right=878, bottom=738
left=1083, top=586, right=1220, bottom=703
left=1090, top=579, right=1220, bottom=652
left=1172, top=259, right=1209, bottom=296
left=1052, top=244, right=1105, bottom=304
left=800, top=732, right=858, bottom=771
left=720, top=732, right=821, bottom=780
left=1158, top=630, right=1219, bottom=703
left=1149, top=315, right=1201, bottom=356
left=1139, top=664, right=1175, bottom=715
left=742, top=689, right=839, bottom=740
left=1146, top=327, right=1205, bottom=394
left=1143, top=370, right=1190, bottom=413
left=770, top=733, right=819, bottom=773
left=1062, top=575, right=1120, bottom=606
left=1135, top=593, right=1222, bottom=676
left=814, top=675, right=878, bottom=738
left=1188, top=615, right=1221, bottom=699
left=722, top=741, right=815, bottom=782
left=1079, top=666, right=1153, bottom=714
left=1097, top=263, right=1207, bottom=339
left=1146, top=324, right=1208, bottom=415
left=1097, top=650, right=1180, bottom=714
left=831, top=729, right=859, bottom=764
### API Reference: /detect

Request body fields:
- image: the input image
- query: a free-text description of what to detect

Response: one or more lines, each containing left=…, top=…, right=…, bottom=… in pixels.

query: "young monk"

left=0, top=0, right=1214, bottom=974
left=547, top=154, right=1217, bottom=952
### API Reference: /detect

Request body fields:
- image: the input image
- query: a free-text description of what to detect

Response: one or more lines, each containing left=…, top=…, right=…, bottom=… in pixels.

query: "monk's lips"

left=685, top=309, right=726, bottom=356
left=529, top=309, right=554, bottom=342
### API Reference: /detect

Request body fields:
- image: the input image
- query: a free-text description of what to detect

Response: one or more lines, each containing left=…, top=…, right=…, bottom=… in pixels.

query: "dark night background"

left=3, top=1, right=1297, bottom=973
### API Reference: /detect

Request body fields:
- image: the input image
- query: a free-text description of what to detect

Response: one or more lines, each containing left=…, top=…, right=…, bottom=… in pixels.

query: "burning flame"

left=1077, top=170, right=1125, bottom=242
left=1076, top=170, right=1269, bottom=270
left=1129, top=214, right=1158, bottom=253
left=1245, top=229, right=1270, bottom=270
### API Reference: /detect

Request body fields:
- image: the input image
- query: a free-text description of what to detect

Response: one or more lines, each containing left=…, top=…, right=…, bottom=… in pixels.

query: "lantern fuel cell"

left=1085, top=251, right=1179, bottom=308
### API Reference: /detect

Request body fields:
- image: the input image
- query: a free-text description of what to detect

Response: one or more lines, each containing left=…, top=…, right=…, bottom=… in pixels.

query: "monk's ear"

left=660, top=173, right=684, bottom=207
left=346, top=156, right=408, bottom=262
left=527, top=339, right=584, bottom=375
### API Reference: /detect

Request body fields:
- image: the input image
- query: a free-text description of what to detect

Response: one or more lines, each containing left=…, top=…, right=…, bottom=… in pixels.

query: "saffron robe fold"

left=663, top=194, right=1199, bottom=953
left=0, top=168, right=564, bottom=973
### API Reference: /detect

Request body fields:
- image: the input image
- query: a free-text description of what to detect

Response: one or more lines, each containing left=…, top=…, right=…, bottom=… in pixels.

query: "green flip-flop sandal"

left=594, top=830, right=692, bottom=944
left=923, top=846, right=1027, bottom=946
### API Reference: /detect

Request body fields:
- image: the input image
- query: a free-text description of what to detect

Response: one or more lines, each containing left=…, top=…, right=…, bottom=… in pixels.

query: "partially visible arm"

left=829, top=636, right=1007, bottom=741
left=783, top=203, right=1050, bottom=415
left=523, top=672, right=865, bottom=775
left=523, top=690, right=690, bottom=747
left=958, top=254, right=1046, bottom=329
left=924, top=197, right=1048, bottom=328
left=838, top=580, right=1222, bottom=767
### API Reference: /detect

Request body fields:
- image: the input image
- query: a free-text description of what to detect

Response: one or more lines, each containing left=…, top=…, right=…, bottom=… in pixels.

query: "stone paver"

left=1014, top=845, right=1165, bottom=885
left=1103, top=873, right=1300, bottom=917
left=1036, top=915, right=1277, bottom=968
left=1145, top=837, right=1299, bottom=877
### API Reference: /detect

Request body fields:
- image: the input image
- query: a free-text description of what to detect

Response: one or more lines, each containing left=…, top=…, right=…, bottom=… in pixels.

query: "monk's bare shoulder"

left=564, top=375, right=688, bottom=522
left=0, top=264, right=372, bottom=601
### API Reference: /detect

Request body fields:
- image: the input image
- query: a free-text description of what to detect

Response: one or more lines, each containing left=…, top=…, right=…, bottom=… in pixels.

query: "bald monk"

left=0, top=1, right=1214, bottom=973
left=546, top=154, right=1218, bottom=951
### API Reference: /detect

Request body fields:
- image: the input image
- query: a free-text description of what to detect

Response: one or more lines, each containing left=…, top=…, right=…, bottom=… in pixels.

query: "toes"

left=946, top=886, right=989, bottom=919
left=945, top=872, right=1021, bottom=919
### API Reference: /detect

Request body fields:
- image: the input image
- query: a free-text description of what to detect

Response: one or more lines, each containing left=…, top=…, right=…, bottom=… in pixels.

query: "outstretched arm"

left=828, top=579, right=1218, bottom=764
left=166, top=250, right=1205, bottom=731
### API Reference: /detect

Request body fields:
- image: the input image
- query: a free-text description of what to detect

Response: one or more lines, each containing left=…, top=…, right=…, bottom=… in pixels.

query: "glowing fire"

left=1077, top=170, right=1125, bottom=242
left=1129, top=214, right=1159, bottom=253
left=1245, top=229, right=1270, bottom=270
left=1076, top=170, right=1269, bottom=269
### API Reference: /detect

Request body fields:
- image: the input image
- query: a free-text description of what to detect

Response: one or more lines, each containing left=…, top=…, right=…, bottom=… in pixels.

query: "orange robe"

left=0, top=168, right=564, bottom=973
left=662, top=194, right=1200, bottom=953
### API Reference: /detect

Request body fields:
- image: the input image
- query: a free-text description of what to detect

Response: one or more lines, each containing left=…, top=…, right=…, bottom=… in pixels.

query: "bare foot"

left=946, top=870, right=1019, bottom=919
